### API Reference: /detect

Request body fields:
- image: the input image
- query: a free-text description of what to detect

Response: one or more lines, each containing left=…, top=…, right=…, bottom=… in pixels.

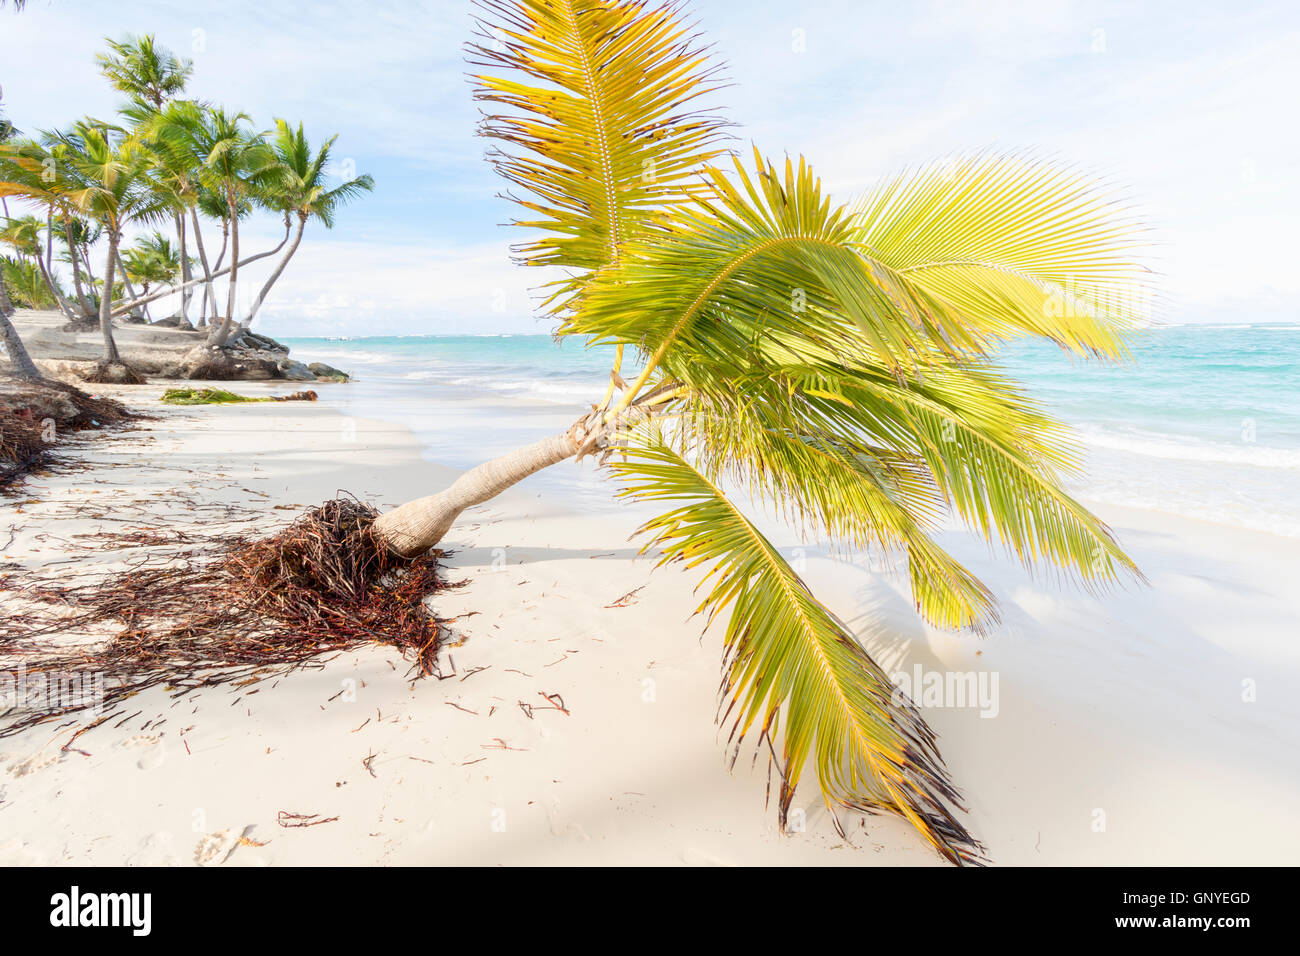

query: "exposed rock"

left=276, top=358, right=317, bottom=382
left=228, top=329, right=290, bottom=354
left=166, top=345, right=280, bottom=381
left=122, top=312, right=149, bottom=325
left=307, top=362, right=350, bottom=382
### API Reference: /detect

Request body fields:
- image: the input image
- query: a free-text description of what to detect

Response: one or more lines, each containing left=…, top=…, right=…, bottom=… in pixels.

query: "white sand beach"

left=3, top=386, right=1298, bottom=866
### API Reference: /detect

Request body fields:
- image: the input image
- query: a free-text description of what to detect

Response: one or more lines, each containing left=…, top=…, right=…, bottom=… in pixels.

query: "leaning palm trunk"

left=0, top=273, right=43, bottom=380
left=373, top=427, right=585, bottom=557
left=189, top=208, right=217, bottom=328
left=33, top=254, right=76, bottom=321
left=208, top=197, right=242, bottom=347
left=108, top=226, right=289, bottom=319
left=240, top=215, right=305, bottom=330
left=63, top=220, right=93, bottom=317
left=113, top=248, right=142, bottom=318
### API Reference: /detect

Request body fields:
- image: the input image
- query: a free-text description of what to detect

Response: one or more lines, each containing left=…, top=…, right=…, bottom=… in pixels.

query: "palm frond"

left=675, top=384, right=1000, bottom=631
left=469, top=0, right=732, bottom=282
left=570, top=151, right=983, bottom=396
left=850, top=153, right=1154, bottom=357
left=611, top=439, right=986, bottom=865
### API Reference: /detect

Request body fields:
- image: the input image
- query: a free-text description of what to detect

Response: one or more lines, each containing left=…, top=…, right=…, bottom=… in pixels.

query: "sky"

left=1, top=0, right=1298, bottom=336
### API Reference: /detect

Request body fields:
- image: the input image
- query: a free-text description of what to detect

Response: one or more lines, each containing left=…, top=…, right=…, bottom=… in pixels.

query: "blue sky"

left=2, top=0, right=1297, bottom=335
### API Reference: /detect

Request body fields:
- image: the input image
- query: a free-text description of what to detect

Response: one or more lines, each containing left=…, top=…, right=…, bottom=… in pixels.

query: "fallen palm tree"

left=0, top=1, right=1157, bottom=867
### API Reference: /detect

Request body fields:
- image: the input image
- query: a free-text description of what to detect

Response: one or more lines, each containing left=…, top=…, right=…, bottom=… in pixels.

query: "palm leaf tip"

left=614, top=441, right=986, bottom=865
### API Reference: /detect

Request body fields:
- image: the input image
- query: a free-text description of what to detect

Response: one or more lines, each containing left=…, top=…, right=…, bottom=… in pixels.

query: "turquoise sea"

left=282, top=323, right=1300, bottom=537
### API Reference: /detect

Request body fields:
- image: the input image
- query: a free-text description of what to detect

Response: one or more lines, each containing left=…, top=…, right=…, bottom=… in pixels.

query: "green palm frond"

left=851, top=153, right=1154, bottom=358
left=469, top=0, right=732, bottom=282
left=572, top=151, right=989, bottom=408
left=610, top=439, right=985, bottom=865
left=673, top=383, right=1000, bottom=632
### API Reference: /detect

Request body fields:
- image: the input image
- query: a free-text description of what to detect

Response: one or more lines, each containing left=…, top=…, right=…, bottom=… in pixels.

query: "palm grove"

left=0, top=33, right=373, bottom=381
left=2, top=1, right=1151, bottom=866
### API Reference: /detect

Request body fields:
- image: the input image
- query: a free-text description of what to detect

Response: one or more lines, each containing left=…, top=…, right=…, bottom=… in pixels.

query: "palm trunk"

left=189, top=208, right=216, bottom=328
left=372, top=430, right=582, bottom=557
left=80, top=244, right=97, bottom=288
left=107, top=238, right=290, bottom=319
left=63, top=219, right=93, bottom=317
left=0, top=273, right=43, bottom=380
left=242, top=214, right=305, bottom=329
left=203, top=220, right=229, bottom=325
left=99, top=232, right=122, bottom=364
left=176, top=213, right=192, bottom=320
left=34, top=254, right=76, bottom=320
left=44, top=207, right=53, bottom=275
left=208, top=197, right=241, bottom=347
left=114, top=248, right=141, bottom=317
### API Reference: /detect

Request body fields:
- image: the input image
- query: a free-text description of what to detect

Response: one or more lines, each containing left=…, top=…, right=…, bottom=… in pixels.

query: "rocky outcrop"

left=308, top=362, right=350, bottom=381
left=166, top=345, right=282, bottom=381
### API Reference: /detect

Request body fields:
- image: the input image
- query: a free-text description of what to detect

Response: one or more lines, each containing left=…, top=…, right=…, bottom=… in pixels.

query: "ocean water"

left=282, top=323, right=1300, bottom=537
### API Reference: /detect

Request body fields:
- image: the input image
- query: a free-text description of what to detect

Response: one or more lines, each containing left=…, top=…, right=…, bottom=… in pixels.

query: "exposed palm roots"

left=0, top=499, right=455, bottom=740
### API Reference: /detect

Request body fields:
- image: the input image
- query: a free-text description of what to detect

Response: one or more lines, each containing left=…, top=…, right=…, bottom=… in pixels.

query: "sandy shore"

left=2, top=386, right=1298, bottom=866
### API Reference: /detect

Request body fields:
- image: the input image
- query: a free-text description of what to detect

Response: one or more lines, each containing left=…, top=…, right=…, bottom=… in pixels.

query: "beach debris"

left=0, top=497, right=456, bottom=739
left=604, top=585, right=643, bottom=608
left=0, top=380, right=136, bottom=490
left=277, top=811, right=338, bottom=828
left=160, top=387, right=317, bottom=405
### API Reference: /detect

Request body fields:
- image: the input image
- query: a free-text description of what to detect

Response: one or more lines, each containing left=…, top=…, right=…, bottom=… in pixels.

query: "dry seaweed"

left=0, top=381, right=138, bottom=490
left=0, top=498, right=455, bottom=739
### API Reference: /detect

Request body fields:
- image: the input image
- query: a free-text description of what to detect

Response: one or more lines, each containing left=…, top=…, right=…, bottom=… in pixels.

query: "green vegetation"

left=161, top=387, right=273, bottom=404
left=0, top=32, right=375, bottom=374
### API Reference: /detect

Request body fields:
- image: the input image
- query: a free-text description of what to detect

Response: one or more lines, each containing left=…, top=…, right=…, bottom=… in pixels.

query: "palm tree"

left=240, top=119, right=374, bottom=330
left=16, top=122, right=173, bottom=372
left=121, top=231, right=182, bottom=321
left=0, top=256, right=53, bottom=308
left=349, top=0, right=1155, bottom=865
left=0, top=85, right=42, bottom=380
left=147, top=106, right=275, bottom=346
left=97, top=34, right=193, bottom=116
left=99, top=35, right=195, bottom=320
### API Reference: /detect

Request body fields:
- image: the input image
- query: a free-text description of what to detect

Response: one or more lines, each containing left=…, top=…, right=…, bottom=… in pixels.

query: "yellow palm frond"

left=612, top=440, right=986, bottom=865
left=850, top=152, right=1155, bottom=358
left=469, top=0, right=732, bottom=283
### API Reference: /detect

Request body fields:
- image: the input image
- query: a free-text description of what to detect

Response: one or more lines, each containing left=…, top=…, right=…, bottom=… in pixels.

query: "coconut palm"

left=240, top=119, right=374, bottom=330
left=145, top=106, right=274, bottom=346
left=121, top=231, right=182, bottom=320
left=0, top=86, right=41, bottom=380
left=1, top=256, right=55, bottom=308
left=4, top=122, right=173, bottom=372
left=97, top=34, right=193, bottom=116
left=99, top=35, right=197, bottom=320
left=348, top=0, right=1157, bottom=865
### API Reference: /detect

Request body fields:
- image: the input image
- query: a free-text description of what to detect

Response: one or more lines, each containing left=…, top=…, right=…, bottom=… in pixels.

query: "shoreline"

left=2, top=386, right=1299, bottom=865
